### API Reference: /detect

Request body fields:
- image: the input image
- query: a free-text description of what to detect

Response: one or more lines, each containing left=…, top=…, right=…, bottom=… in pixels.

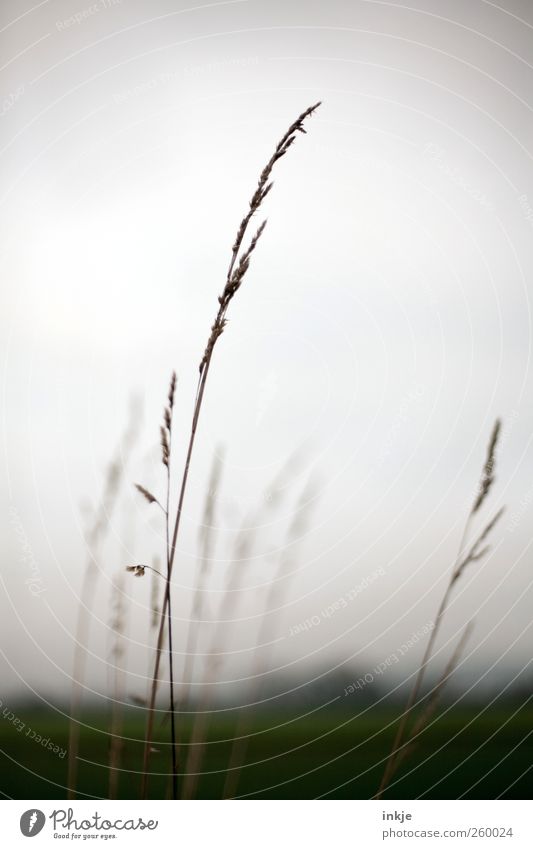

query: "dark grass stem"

left=164, top=373, right=178, bottom=799
left=376, top=420, right=504, bottom=798
left=390, top=621, right=474, bottom=778
left=140, top=103, right=320, bottom=798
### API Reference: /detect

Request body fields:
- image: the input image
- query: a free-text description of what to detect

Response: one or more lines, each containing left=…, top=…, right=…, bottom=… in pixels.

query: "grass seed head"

left=472, top=418, right=501, bottom=514
left=168, top=371, right=177, bottom=408
left=126, top=564, right=146, bottom=577
left=134, top=483, right=158, bottom=505
left=160, top=425, right=170, bottom=467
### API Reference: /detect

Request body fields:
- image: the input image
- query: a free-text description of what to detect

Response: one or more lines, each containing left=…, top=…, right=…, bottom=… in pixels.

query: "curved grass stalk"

left=139, top=103, right=321, bottom=798
left=377, top=419, right=504, bottom=798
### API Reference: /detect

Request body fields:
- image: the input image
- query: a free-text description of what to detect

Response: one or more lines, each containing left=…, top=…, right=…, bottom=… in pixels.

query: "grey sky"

left=1, top=0, right=532, bottom=706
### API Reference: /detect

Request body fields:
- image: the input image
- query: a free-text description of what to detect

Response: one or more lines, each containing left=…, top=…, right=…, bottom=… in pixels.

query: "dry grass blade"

left=385, top=622, right=474, bottom=783
left=472, top=419, right=501, bottom=514
left=222, top=474, right=319, bottom=799
left=134, top=483, right=164, bottom=512
left=158, top=449, right=224, bottom=798
left=181, top=459, right=297, bottom=799
left=107, top=572, right=129, bottom=799
left=125, top=564, right=147, bottom=577
left=161, top=371, right=179, bottom=799
left=168, top=371, right=177, bottom=408
left=141, top=103, right=320, bottom=799
left=129, top=559, right=165, bottom=709
left=453, top=506, right=505, bottom=582
left=376, top=418, right=504, bottom=798
left=131, top=371, right=180, bottom=798
left=160, top=426, right=170, bottom=468
left=179, top=449, right=224, bottom=714
left=68, top=399, right=141, bottom=799
left=198, top=102, right=320, bottom=379
left=150, top=558, right=161, bottom=629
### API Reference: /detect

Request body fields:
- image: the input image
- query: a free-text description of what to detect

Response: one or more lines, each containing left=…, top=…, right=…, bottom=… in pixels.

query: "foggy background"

left=1, top=0, right=533, bottom=712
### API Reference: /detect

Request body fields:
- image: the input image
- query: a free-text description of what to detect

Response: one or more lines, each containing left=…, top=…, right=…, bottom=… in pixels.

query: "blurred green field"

left=1, top=704, right=531, bottom=799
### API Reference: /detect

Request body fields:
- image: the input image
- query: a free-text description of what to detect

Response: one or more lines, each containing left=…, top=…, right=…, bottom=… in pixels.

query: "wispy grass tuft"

left=134, top=104, right=320, bottom=799
left=472, top=418, right=501, bottom=514
left=132, top=370, right=179, bottom=797
left=68, top=398, right=142, bottom=799
left=377, top=418, right=505, bottom=797
left=222, top=472, right=320, bottom=799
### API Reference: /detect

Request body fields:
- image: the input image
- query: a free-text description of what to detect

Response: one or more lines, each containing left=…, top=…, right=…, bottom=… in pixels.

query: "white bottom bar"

left=3, top=800, right=532, bottom=848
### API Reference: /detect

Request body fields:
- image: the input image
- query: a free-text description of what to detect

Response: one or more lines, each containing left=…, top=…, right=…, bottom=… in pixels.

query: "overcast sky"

left=1, top=0, right=533, bottom=708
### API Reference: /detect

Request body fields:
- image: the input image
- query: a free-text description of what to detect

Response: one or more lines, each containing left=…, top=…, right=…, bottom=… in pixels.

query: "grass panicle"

left=131, top=370, right=180, bottom=797
left=391, top=622, right=474, bottom=778
left=472, top=418, right=501, bottom=514
left=199, top=102, right=320, bottom=379
left=134, top=483, right=160, bottom=508
left=139, top=103, right=320, bottom=799
left=377, top=418, right=505, bottom=798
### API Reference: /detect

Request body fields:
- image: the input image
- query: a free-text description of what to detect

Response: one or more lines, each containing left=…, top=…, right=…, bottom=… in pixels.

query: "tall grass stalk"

left=180, top=459, right=296, bottom=799
left=377, top=420, right=504, bottom=797
left=222, top=474, right=319, bottom=799
left=139, top=103, right=321, bottom=798
left=163, top=373, right=179, bottom=798
left=177, top=450, right=224, bottom=719
left=68, top=400, right=141, bottom=799
left=107, top=572, right=128, bottom=799
left=157, top=449, right=223, bottom=801
left=390, top=621, right=474, bottom=777
left=134, top=373, right=179, bottom=797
